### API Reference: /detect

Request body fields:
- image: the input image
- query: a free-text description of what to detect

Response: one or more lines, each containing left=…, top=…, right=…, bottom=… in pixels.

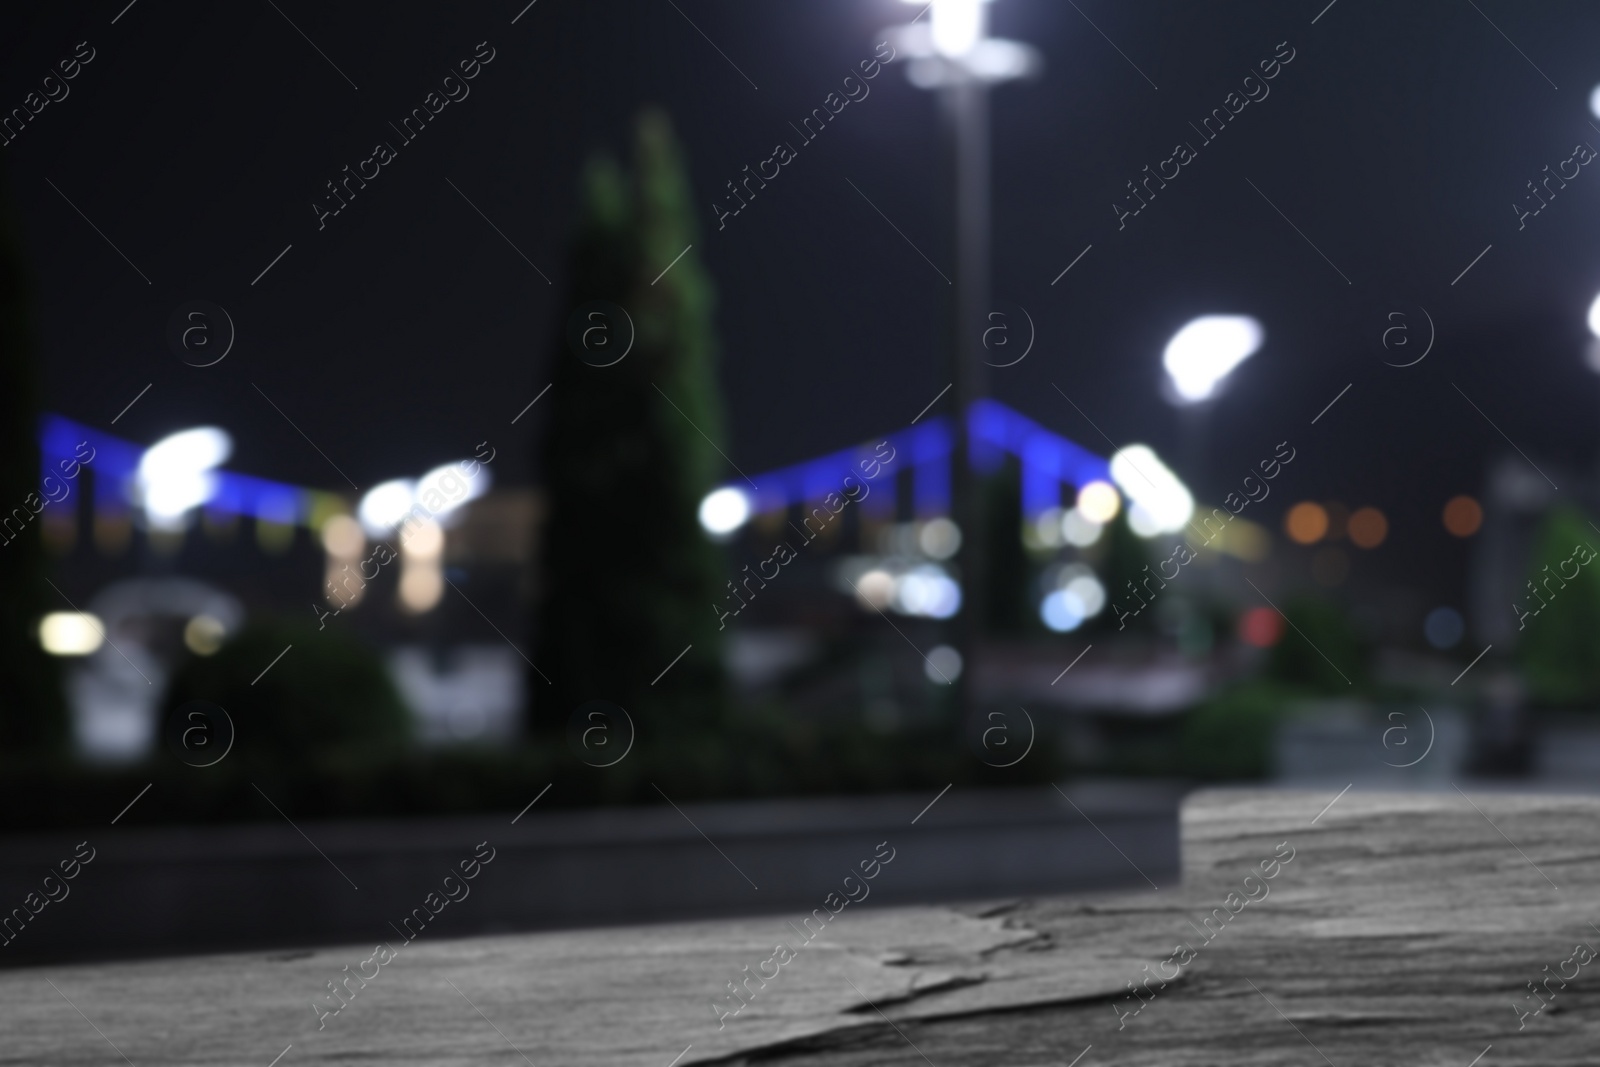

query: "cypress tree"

left=0, top=156, right=68, bottom=754
left=533, top=108, right=729, bottom=740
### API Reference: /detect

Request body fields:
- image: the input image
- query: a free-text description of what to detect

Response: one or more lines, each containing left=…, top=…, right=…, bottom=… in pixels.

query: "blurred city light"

left=1442, top=495, right=1483, bottom=538
left=1075, top=479, right=1121, bottom=524
left=1348, top=506, right=1388, bottom=548
left=893, top=565, right=961, bottom=618
left=1238, top=606, right=1284, bottom=648
left=1424, top=606, right=1465, bottom=649
left=697, top=487, right=751, bottom=537
left=359, top=479, right=417, bottom=536
left=39, top=611, right=105, bottom=656
left=917, top=517, right=962, bottom=559
left=1039, top=589, right=1084, bottom=632
left=1061, top=507, right=1104, bottom=547
left=418, top=461, right=490, bottom=520
left=1285, top=501, right=1329, bottom=544
left=1108, top=445, right=1192, bottom=535
left=1161, top=315, right=1264, bottom=404
left=137, top=426, right=232, bottom=527
left=183, top=614, right=226, bottom=656
left=924, top=644, right=963, bottom=684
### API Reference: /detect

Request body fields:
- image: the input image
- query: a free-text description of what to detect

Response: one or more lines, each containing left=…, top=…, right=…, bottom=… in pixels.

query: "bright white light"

left=1590, top=83, right=1600, bottom=120
left=417, top=462, right=490, bottom=519
left=1075, top=480, right=1121, bottom=524
left=919, top=0, right=987, bottom=57
left=359, top=479, right=416, bottom=536
left=924, top=644, right=963, bottom=684
left=1110, top=444, right=1193, bottom=536
left=1126, top=502, right=1163, bottom=537
left=138, top=427, right=232, bottom=525
left=1040, top=590, right=1084, bottom=632
left=893, top=565, right=962, bottom=619
left=1587, top=292, right=1600, bottom=339
left=1161, top=315, right=1264, bottom=403
left=698, top=487, right=752, bottom=536
left=1061, top=507, right=1104, bottom=547
left=918, top=517, right=962, bottom=560
left=39, top=612, right=104, bottom=655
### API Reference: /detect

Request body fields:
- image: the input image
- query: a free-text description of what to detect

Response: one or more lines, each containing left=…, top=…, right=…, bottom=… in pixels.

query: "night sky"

left=6, top=0, right=1600, bottom=602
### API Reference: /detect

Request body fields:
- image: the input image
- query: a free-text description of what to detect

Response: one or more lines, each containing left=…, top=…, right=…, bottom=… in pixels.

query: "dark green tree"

left=0, top=156, right=67, bottom=755
left=1517, top=504, right=1600, bottom=707
left=533, top=109, right=729, bottom=739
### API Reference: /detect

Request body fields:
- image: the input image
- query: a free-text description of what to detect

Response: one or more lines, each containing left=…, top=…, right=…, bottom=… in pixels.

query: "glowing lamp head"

left=1109, top=444, right=1193, bottom=536
left=358, top=479, right=416, bottom=536
left=137, top=426, right=232, bottom=526
left=905, top=0, right=991, bottom=57
left=1161, top=315, right=1264, bottom=404
left=698, top=487, right=752, bottom=537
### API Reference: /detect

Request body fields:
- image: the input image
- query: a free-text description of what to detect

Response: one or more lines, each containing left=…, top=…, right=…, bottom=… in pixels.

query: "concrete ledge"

left=0, top=781, right=1183, bottom=966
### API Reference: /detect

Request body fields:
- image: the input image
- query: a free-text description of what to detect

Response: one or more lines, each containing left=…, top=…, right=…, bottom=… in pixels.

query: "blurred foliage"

left=0, top=703, right=1063, bottom=830
left=1178, top=679, right=1302, bottom=779
left=0, top=153, right=66, bottom=755
left=1262, top=594, right=1370, bottom=692
left=534, top=106, right=729, bottom=738
left=1517, top=504, right=1600, bottom=707
left=160, top=619, right=409, bottom=768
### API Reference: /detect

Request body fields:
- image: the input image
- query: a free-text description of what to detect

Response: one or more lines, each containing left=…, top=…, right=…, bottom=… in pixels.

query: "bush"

left=160, top=619, right=410, bottom=768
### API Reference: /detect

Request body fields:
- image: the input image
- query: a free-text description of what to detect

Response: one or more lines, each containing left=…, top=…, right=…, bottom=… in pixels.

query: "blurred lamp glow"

left=417, top=462, right=490, bottom=518
left=1591, top=84, right=1600, bottom=120
left=698, top=487, right=751, bottom=536
left=1075, top=480, right=1121, bottom=524
left=39, top=612, right=104, bottom=655
left=1109, top=445, right=1193, bottom=535
left=1587, top=292, right=1600, bottom=338
left=905, top=0, right=989, bottom=57
left=1162, top=315, right=1264, bottom=403
left=359, top=479, right=416, bottom=535
left=138, top=426, right=232, bottom=525
left=1040, top=590, right=1084, bottom=632
left=893, top=565, right=962, bottom=619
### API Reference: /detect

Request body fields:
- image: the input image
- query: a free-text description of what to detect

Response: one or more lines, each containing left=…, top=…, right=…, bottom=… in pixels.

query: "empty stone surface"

left=5, top=789, right=1596, bottom=1067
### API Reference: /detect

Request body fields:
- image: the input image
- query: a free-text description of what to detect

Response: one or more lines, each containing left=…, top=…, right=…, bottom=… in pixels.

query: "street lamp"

left=1159, top=314, right=1263, bottom=492
left=1160, top=315, right=1264, bottom=405
left=887, top=0, right=1038, bottom=724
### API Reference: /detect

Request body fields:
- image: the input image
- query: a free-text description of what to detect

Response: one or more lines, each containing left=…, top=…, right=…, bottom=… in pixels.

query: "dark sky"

left=5, top=0, right=1600, bottom=594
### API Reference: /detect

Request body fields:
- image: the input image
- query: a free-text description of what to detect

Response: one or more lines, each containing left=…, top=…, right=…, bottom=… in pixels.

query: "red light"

left=1239, top=606, right=1284, bottom=648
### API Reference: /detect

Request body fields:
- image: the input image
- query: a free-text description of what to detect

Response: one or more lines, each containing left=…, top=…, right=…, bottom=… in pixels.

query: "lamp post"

left=889, top=0, right=1037, bottom=725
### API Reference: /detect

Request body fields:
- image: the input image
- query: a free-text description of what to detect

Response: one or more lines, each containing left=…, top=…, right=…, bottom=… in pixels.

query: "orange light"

left=1443, top=495, right=1483, bottom=538
left=1285, top=502, right=1329, bottom=545
left=1348, top=506, right=1388, bottom=548
left=1239, top=606, right=1284, bottom=648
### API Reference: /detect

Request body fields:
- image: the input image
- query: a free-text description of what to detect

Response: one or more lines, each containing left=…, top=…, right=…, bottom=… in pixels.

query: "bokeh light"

left=1238, top=606, right=1284, bottom=648
left=1424, top=606, right=1465, bottom=649
left=1285, top=502, right=1329, bottom=544
left=1348, top=507, right=1388, bottom=548
left=1075, top=480, right=1121, bottom=524
left=1442, top=495, right=1483, bottom=538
